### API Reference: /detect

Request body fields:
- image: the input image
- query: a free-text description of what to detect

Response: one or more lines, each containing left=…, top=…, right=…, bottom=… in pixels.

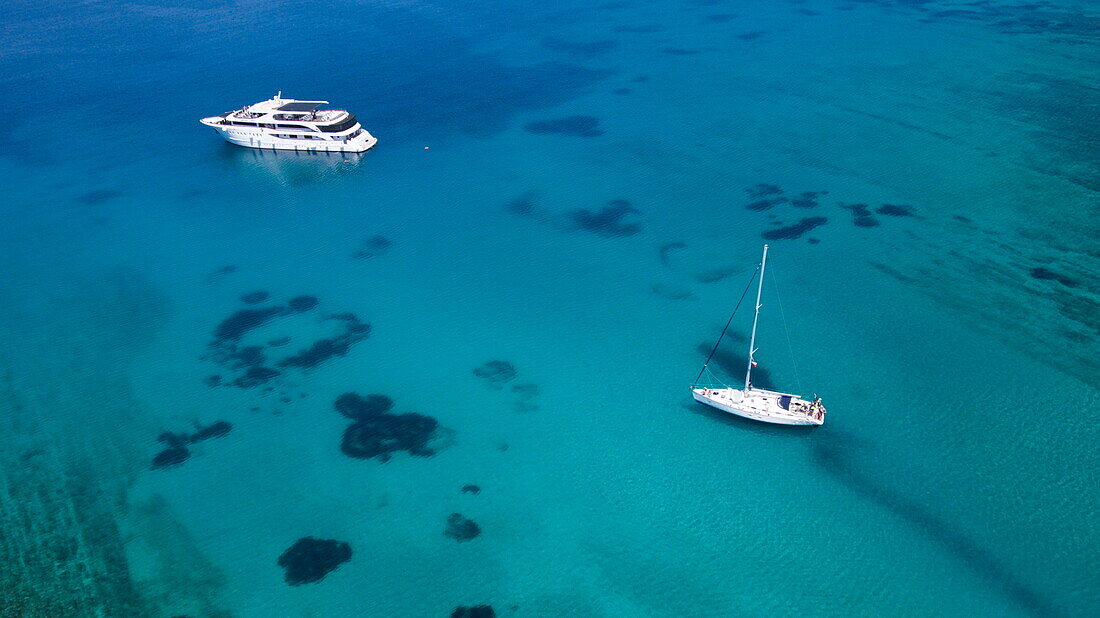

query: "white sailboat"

left=691, top=244, right=826, bottom=426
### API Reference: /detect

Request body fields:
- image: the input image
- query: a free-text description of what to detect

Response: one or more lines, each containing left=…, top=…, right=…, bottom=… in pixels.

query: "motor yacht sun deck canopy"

left=277, top=100, right=329, bottom=112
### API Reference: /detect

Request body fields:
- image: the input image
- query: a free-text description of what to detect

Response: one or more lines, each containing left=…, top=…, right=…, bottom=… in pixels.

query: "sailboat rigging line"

left=692, top=265, right=760, bottom=388
left=771, top=265, right=803, bottom=395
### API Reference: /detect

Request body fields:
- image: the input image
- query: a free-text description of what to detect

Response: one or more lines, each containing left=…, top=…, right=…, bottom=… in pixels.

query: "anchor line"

left=692, top=265, right=760, bottom=388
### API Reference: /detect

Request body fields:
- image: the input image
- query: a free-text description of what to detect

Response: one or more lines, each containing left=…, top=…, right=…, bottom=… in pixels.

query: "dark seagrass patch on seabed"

left=445, top=513, right=481, bottom=541
left=214, top=306, right=285, bottom=343
left=240, top=290, right=269, bottom=304
left=652, top=282, right=695, bottom=300
left=452, top=606, right=496, bottom=618
left=278, top=537, right=352, bottom=586
left=525, top=115, right=604, bottom=137
left=569, top=199, right=642, bottom=237
left=746, top=183, right=783, bottom=198
left=150, top=421, right=232, bottom=470
left=876, top=203, right=915, bottom=217
left=658, top=241, right=686, bottom=266
left=745, top=184, right=788, bottom=211
left=473, top=360, right=517, bottom=388
left=869, top=261, right=917, bottom=285
left=746, top=197, right=787, bottom=211
left=790, top=191, right=827, bottom=208
left=189, top=420, right=232, bottom=443
left=762, top=217, right=828, bottom=240
left=336, top=393, right=443, bottom=462
left=903, top=1, right=1100, bottom=40
left=205, top=265, right=237, bottom=283
left=511, top=382, right=540, bottom=412
left=277, top=316, right=370, bottom=369
left=341, top=412, right=440, bottom=461
left=75, top=189, right=122, bottom=205
left=511, top=383, right=538, bottom=397
left=473, top=362, right=538, bottom=410
left=206, top=296, right=372, bottom=388
left=335, top=392, right=394, bottom=419
left=287, top=295, right=319, bottom=313
left=151, top=445, right=190, bottom=470
left=841, top=203, right=880, bottom=227
left=505, top=191, right=538, bottom=217
left=232, top=366, right=280, bottom=388
left=351, top=235, right=393, bottom=259
left=695, top=268, right=737, bottom=283
left=226, top=345, right=265, bottom=369
left=1029, top=266, right=1079, bottom=289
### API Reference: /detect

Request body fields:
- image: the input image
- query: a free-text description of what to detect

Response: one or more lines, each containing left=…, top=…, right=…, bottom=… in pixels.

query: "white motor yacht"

left=200, top=93, right=377, bottom=153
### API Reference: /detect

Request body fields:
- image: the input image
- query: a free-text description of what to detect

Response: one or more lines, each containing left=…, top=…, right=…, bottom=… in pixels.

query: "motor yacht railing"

left=271, top=110, right=347, bottom=122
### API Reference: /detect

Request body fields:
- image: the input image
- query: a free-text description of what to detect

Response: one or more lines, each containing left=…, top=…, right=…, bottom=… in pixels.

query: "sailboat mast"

left=745, top=244, right=768, bottom=391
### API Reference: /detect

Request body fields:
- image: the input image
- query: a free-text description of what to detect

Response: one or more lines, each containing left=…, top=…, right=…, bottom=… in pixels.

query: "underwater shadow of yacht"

left=216, top=142, right=369, bottom=186
left=812, top=431, right=1058, bottom=617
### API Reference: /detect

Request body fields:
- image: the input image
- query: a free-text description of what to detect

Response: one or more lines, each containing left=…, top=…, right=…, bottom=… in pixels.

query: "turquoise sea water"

left=1, top=1, right=1097, bottom=616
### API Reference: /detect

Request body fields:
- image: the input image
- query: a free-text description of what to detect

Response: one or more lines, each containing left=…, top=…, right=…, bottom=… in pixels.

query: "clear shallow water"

left=1, top=0, right=1097, bottom=616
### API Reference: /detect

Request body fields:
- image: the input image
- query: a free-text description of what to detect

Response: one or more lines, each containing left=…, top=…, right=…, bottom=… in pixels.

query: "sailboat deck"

left=693, top=387, right=824, bottom=426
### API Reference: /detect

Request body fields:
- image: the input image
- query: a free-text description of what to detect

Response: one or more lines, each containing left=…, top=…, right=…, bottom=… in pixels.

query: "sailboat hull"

left=692, top=388, right=824, bottom=426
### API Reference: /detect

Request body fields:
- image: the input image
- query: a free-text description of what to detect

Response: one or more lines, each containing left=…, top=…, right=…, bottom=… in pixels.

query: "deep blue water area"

left=0, top=0, right=1097, bottom=616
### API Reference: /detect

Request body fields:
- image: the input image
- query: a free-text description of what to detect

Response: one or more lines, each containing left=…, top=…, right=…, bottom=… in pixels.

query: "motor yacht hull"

left=692, top=388, right=823, bottom=426
left=200, top=117, right=377, bottom=153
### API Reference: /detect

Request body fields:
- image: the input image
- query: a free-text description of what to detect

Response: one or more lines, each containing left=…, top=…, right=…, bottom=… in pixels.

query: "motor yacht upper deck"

left=200, top=93, right=377, bottom=153
left=221, top=99, right=348, bottom=124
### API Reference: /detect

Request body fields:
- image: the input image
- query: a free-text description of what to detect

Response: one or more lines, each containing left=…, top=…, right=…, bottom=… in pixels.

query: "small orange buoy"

left=423, top=146, right=430, bottom=150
